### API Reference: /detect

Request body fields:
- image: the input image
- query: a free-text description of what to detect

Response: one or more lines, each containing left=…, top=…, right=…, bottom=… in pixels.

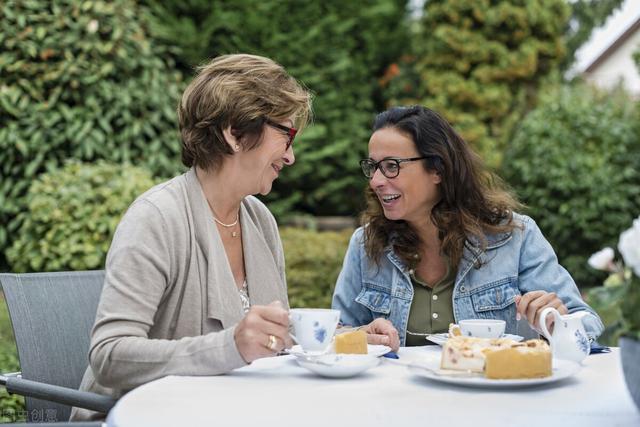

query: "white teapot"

left=538, top=307, right=590, bottom=363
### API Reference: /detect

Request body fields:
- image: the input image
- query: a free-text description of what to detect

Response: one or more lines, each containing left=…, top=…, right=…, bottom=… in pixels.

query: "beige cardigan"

left=71, top=168, right=288, bottom=421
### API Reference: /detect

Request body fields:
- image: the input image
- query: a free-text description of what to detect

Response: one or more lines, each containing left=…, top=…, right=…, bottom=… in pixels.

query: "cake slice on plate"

left=335, top=329, right=368, bottom=354
left=484, top=339, right=552, bottom=379
left=440, top=336, right=551, bottom=379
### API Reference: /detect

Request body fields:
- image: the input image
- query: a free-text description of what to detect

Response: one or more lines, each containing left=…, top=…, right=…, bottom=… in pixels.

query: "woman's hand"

left=234, top=301, right=293, bottom=363
left=515, top=291, right=567, bottom=333
left=360, top=318, right=400, bottom=352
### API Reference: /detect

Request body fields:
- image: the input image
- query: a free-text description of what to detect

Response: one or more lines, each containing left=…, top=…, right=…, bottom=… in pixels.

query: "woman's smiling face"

left=236, top=118, right=296, bottom=196
left=367, top=127, right=441, bottom=223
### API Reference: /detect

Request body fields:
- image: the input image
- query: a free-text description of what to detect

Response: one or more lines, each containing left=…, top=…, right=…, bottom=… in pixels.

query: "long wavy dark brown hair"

left=361, top=106, right=522, bottom=269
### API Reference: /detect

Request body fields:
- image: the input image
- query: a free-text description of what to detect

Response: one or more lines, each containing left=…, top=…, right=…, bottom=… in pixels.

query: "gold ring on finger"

left=267, top=334, right=277, bottom=351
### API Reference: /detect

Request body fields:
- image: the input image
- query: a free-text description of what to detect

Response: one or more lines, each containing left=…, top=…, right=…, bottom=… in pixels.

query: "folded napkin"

left=590, top=341, right=611, bottom=354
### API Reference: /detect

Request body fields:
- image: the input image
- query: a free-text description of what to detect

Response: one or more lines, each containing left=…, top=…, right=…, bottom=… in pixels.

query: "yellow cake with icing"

left=440, top=336, right=551, bottom=379
left=335, top=330, right=368, bottom=354
left=484, top=340, right=552, bottom=379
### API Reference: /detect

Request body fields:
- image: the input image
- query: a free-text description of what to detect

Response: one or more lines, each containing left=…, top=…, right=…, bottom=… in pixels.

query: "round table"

left=107, top=346, right=640, bottom=427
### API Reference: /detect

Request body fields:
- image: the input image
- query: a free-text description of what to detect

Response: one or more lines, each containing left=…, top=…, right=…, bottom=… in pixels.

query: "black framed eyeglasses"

left=359, top=157, right=428, bottom=179
left=265, top=119, right=298, bottom=151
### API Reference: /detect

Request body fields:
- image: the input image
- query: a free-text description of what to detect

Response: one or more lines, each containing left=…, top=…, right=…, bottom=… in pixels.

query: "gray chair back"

left=0, top=270, right=105, bottom=422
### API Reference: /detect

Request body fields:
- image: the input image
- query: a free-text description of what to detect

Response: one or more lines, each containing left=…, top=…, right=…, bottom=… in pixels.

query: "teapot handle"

left=538, top=307, right=561, bottom=341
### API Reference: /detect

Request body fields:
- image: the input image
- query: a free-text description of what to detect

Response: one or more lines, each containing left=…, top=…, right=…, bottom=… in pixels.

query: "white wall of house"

left=583, top=29, right=640, bottom=97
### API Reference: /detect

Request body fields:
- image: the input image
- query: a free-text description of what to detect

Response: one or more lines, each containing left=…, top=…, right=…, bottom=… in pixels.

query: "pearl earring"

left=234, top=144, right=240, bottom=152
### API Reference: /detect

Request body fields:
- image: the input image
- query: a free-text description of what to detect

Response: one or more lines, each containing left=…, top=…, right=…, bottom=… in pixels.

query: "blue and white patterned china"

left=295, top=354, right=380, bottom=378
left=456, top=319, right=506, bottom=339
left=539, top=308, right=590, bottom=364
left=289, top=308, right=340, bottom=354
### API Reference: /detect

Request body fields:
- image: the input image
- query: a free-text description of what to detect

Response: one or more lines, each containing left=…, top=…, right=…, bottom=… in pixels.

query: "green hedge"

left=0, top=0, right=184, bottom=269
left=141, top=0, right=409, bottom=219
left=7, top=162, right=156, bottom=273
left=281, top=227, right=353, bottom=309
left=502, top=85, right=640, bottom=289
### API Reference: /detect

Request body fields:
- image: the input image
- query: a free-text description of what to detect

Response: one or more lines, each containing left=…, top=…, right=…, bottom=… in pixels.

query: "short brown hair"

left=178, top=54, right=312, bottom=170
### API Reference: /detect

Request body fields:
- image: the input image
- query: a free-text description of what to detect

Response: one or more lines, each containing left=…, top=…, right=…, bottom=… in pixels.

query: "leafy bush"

left=0, top=0, right=184, bottom=269
left=282, top=228, right=353, bottom=309
left=141, top=0, right=409, bottom=219
left=502, top=85, right=640, bottom=289
left=7, top=162, right=156, bottom=273
left=385, top=0, right=569, bottom=167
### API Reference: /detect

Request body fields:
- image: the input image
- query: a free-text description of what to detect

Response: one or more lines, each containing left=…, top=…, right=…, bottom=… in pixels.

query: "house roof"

left=584, top=16, right=640, bottom=73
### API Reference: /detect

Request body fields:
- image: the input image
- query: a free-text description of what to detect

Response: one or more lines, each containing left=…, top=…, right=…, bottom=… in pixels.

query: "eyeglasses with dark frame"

left=359, top=157, right=428, bottom=179
left=264, top=119, right=298, bottom=151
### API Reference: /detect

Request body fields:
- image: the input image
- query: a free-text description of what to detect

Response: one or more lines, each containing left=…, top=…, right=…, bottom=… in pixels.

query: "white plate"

left=408, top=357, right=581, bottom=388
left=296, top=354, right=381, bottom=378
left=288, top=344, right=392, bottom=359
left=425, top=333, right=524, bottom=346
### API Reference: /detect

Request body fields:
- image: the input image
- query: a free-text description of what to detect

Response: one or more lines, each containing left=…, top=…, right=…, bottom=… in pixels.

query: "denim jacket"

left=332, top=213, right=604, bottom=346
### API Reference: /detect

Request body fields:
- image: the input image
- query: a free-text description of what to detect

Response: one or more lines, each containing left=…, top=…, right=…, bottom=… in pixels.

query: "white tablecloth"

left=107, top=346, right=639, bottom=427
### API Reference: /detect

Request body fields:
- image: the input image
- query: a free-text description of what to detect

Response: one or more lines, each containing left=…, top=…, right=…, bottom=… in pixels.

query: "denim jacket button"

left=459, top=285, right=466, bottom=292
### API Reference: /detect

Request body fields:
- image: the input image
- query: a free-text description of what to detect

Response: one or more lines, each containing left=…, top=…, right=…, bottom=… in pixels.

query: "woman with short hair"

left=72, top=54, right=312, bottom=421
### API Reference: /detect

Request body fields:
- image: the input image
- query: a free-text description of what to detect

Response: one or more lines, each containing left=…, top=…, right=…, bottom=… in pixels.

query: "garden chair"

left=0, top=270, right=116, bottom=424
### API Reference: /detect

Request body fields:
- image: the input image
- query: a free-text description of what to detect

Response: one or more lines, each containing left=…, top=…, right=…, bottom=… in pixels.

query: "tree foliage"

left=141, top=0, right=409, bottom=218
left=0, top=0, right=184, bottom=269
left=384, top=0, right=569, bottom=167
left=502, top=85, right=640, bottom=289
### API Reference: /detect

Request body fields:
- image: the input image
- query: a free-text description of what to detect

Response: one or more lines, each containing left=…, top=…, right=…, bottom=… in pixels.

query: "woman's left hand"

left=360, top=318, right=400, bottom=352
left=515, top=291, right=568, bottom=333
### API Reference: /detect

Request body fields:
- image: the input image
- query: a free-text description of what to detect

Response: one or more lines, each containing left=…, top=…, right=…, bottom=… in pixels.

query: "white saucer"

left=296, top=354, right=381, bottom=378
left=288, top=344, right=392, bottom=358
left=425, top=333, right=524, bottom=346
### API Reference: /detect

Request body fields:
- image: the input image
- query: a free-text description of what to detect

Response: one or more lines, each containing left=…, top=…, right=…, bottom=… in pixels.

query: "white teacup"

left=289, top=308, right=340, bottom=354
left=457, top=319, right=506, bottom=338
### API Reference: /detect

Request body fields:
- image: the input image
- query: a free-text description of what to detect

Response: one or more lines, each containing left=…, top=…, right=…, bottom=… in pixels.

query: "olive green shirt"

left=405, top=262, right=456, bottom=346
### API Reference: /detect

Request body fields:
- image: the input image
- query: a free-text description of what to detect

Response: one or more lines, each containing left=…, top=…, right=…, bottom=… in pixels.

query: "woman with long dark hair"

left=332, top=105, right=603, bottom=347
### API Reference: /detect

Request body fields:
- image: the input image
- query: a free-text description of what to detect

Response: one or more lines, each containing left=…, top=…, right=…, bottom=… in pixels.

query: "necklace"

left=207, top=200, right=240, bottom=238
left=213, top=214, right=240, bottom=237
left=213, top=215, right=238, bottom=228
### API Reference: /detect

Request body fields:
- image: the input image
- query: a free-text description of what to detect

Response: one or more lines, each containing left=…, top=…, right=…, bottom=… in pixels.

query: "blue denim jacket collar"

left=457, top=231, right=513, bottom=286
left=384, top=230, right=514, bottom=283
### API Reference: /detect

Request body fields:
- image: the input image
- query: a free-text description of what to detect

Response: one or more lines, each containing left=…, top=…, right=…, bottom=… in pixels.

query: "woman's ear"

left=431, top=171, right=442, bottom=184
left=222, top=126, right=240, bottom=152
